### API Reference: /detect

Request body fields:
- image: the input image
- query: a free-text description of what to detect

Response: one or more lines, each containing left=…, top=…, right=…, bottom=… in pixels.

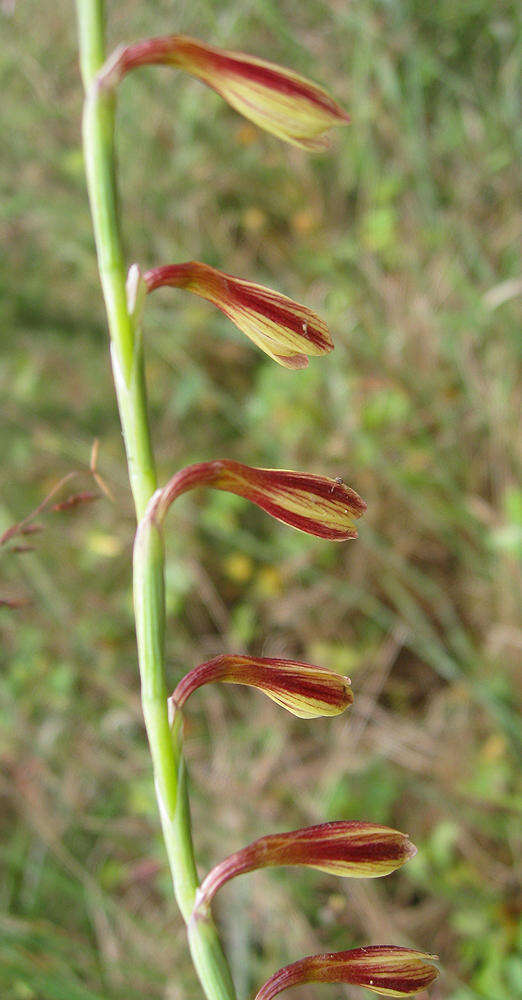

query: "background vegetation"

left=1, top=1, right=521, bottom=998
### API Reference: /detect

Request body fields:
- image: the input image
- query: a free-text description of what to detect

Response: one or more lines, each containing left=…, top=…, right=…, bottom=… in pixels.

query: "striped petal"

left=149, top=460, right=367, bottom=540
left=171, top=654, right=353, bottom=719
left=144, top=262, right=332, bottom=369
left=194, top=822, right=416, bottom=910
left=100, top=35, right=350, bottom=150
left=255, top=947, right=439, bottom=999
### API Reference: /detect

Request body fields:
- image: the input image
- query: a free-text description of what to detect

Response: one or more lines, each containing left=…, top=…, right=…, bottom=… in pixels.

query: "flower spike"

left=100, top=36, right=350, bottom=150
left=193, top=822, right=416, bottom=911
left=147, top=460, right=366, bottom=540
left=144, top=262, right=333, bottom=369
left=171, top=654, right=353, bottom=719
left=255, top=946, right=439, bottom=999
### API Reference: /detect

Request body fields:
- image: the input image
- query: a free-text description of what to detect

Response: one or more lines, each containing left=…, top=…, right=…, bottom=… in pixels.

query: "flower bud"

left=255, top=946, right=439, bottom=999
left=172, top=654, right=353, bottom=719
left=144, top=261, right=332, bottom=369
left=150, top=460, right=366, bottom=540
left=194, top=822, right=416, bottom=910
left=100, top=36, right=350, bottom=150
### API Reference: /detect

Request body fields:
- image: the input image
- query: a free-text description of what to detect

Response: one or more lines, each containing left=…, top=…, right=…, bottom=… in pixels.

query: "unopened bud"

left=255, top=946, right=439, bottom=999
left=149, top=459, right=366, bottom=541
left=194, top=822, right=416, bottom=912
left=99, top=35, right=350, bottom=150
left=144, top=261, right=332, bottom=369
left=172, top=654, right=353, bottom=719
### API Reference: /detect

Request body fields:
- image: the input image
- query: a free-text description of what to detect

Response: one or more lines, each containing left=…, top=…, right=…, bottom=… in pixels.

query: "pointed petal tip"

left=296, top=134, right=331, bottom=152
left=405, top=839, right=418, bottom=861
left=276, top=353, right=309, bottom=369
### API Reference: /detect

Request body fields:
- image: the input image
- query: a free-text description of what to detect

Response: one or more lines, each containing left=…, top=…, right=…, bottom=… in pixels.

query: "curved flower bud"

left=171, top=654, right=353, bottom=719
left=99, top=36, right=350, bottom=150
left=193, top=822, right=416, bottom=911
left=144, top=262, right=333, bottom=369
left=148, top=460, right=366, bottom=540
left=255, top=946, right=439, bottom=999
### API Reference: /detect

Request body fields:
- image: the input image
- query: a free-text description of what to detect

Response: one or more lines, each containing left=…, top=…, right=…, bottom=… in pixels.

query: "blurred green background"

left=1, top=1, right=521, bottom=998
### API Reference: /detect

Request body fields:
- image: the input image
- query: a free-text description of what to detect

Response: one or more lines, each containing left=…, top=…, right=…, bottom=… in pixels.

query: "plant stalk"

left=75, top=2, right=236, bottom=996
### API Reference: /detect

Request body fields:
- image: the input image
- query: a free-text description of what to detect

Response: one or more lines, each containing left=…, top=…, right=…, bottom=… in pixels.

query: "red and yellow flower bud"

left=149, top=460, right=366, bottom=540
left=194, top=822, right=416, bottom=910
left=144, top=261, right=333, bottom=369
left=172, top=654, right=353, bottom=719
left=100, top=35, right=350, bottom=150
left=255, top=946, right=439, bottom=999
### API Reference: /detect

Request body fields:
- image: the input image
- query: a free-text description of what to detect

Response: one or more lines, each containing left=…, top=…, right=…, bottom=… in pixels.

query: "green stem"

left=75, top=2, right=236, bottom=997
left=77, top=0, right=155, bottom=517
